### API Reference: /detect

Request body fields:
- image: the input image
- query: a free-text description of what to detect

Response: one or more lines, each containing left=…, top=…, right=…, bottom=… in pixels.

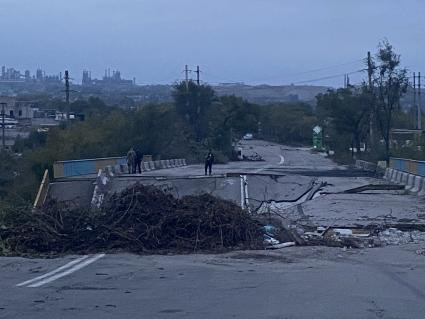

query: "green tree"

left=260, top=102, right=316, bottom=145
left=371, top=40, right=409, bottom=160
left=173, top=81, right=216, bottom=141
left=317, top=87, right=370, bottom=157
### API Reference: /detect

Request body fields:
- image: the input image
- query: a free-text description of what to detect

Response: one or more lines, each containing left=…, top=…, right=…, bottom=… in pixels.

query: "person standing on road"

left=204, top=150, right=214, bottom=176
left=127, top=147, right=137, bottom=174
left=135, top=149, right=144, bottom=174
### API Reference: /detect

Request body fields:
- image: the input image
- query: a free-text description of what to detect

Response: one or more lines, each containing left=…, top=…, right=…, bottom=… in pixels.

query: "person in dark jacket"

left=127, top=147, right=137, bottom=174
left=205, top=150, right=214, bottom=176
left=135, top=149, right=144, bottom=174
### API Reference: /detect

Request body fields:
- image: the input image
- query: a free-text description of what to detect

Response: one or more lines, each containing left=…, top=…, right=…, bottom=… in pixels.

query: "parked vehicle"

left=243, top=133, right=253, bottom=140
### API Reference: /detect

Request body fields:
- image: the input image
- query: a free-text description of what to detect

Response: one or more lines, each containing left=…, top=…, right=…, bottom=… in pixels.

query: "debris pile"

left=243, top=152, right=264, bottom=161
left=378, top=228, right=425, bottom=245
left=0, top=184, right=263, bottom=256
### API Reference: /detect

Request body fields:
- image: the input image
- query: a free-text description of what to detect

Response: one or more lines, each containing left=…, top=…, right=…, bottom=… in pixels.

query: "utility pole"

left=418, top=72, right=422, bottom=130
left=195, top=65, right=200, bottom=85
left=413, top=72, right=417, bottom=128
left=64, top=70, right=70, bottom=104
left=184, top=65, right=189, bottom=92
left=367, top=51, right=374, bottom=149
left=1, top=102, right=5, bottom=150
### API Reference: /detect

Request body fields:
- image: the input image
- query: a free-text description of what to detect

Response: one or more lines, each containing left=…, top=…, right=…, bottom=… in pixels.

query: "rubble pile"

left=0, top=184, right=263, bottom=256
left=378, top=228, right=425, bottom=245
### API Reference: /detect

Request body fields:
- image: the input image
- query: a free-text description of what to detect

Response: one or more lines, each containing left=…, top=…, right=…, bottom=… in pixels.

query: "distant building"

left=0, top=96, right=37, bottom=119
left=0, top=66, right=23, bottom=82
left=81, top=69, right=134, bottom=87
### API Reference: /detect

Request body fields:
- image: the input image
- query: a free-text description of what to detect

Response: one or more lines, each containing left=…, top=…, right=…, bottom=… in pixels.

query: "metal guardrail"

left=53, top=155, right=154, bottom=179
left=389, top=157, right=425, bottom=177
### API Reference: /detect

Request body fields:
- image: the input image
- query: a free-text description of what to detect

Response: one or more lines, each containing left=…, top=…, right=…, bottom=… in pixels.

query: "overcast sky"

left=0, top=0, right=424, bottom=87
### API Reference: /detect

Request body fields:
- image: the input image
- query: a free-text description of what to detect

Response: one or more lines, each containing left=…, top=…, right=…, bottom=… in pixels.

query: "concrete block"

left=384, top=168, right=391, bottom=180
left=177, top=159, right=183, bottom=166
left=401, top=172, right=409, bottom=185
left=411, top=176, right=423, bottom=193
left=418, top=180, right=425, bottom=196
left=154, top=160, right=161, bottom=169
left=388, top=168, right=395, bottom=181
left=182, top=159, right=187, bottom=166
left=148, top=161, right=155, bottom=170
left=391, top=170, right=398, bottom=183
left=405, top=174, right=415, bottom=190
left=160, top=160, right=168, bottom=169
left=143, top=161, right=151, bottom=171
left=393, top=170, right=401, bottom=183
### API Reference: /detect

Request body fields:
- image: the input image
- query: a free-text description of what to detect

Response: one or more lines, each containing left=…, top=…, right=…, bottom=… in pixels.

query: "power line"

left=286, top=59, right=364, bottom=77
left=292, top=69, right=365, bottom=85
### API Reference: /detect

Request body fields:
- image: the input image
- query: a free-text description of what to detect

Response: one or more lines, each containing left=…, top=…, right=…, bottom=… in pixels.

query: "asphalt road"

left=2, top=245, right=425, bottom=319
left=2, top=140, right=425, bottom=319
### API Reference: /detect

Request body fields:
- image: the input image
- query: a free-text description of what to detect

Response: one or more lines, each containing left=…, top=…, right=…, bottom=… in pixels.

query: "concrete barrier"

left=159, top=160, right=167, bottom=169
left=405, top=174, right=415, bottom=190
left=383, top=168, right=389, bottom=180
left=384, top=168, right=391, bottom=180
left=410, top=176, right=423, bottom=193
left=418, top=180, right=425, bottom=196
left=388, top=168, right=395, bottom=181
left=148, top=161, right=155, bottom=170
left=391, top=170, right=398, bottom=183
left=142, top=161, right=151, bottom=171
left=394, top=171, right=402, bottom=184
left=154, top=160, right=161, bottom=169
left=401, top=172, right=409, bottom=185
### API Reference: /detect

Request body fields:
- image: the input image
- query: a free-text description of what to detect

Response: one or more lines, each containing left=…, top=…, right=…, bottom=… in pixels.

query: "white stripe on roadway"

left=254, top=154, right=284, bottom=173
left=278, top=155, right=285, bottom=165
left=17, top=254, right=105, bottom=288
left=16, top=255, right=90, bottom=287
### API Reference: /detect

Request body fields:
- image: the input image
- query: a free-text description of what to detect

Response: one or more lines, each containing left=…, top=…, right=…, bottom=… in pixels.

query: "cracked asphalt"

left=2, top=140, right=425, bottom=319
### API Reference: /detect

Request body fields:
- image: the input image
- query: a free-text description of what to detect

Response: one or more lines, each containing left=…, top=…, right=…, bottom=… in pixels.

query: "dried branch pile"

left=0, top=184, right=263, bottom=256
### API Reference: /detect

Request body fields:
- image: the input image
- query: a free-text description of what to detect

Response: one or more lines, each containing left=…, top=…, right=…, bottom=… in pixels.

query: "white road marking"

left=17, top=254, right=105, bottom=288
left=254, top=165, right=272, bottom=174
left=253, top=154, right=285, bottom=174
left=16, top=255, right=90, bottom=287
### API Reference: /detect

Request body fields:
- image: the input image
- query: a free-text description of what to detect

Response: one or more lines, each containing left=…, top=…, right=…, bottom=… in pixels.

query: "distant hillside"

left=213, top=84, right=330, bottom=105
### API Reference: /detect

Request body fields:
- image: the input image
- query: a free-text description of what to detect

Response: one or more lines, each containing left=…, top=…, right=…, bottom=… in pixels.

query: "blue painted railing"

left=390, top=157, right=425, bottom=177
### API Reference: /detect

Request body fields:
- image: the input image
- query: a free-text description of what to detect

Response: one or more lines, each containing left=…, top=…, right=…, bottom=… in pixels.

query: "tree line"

left=1, top=40, right=421, bottom=204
